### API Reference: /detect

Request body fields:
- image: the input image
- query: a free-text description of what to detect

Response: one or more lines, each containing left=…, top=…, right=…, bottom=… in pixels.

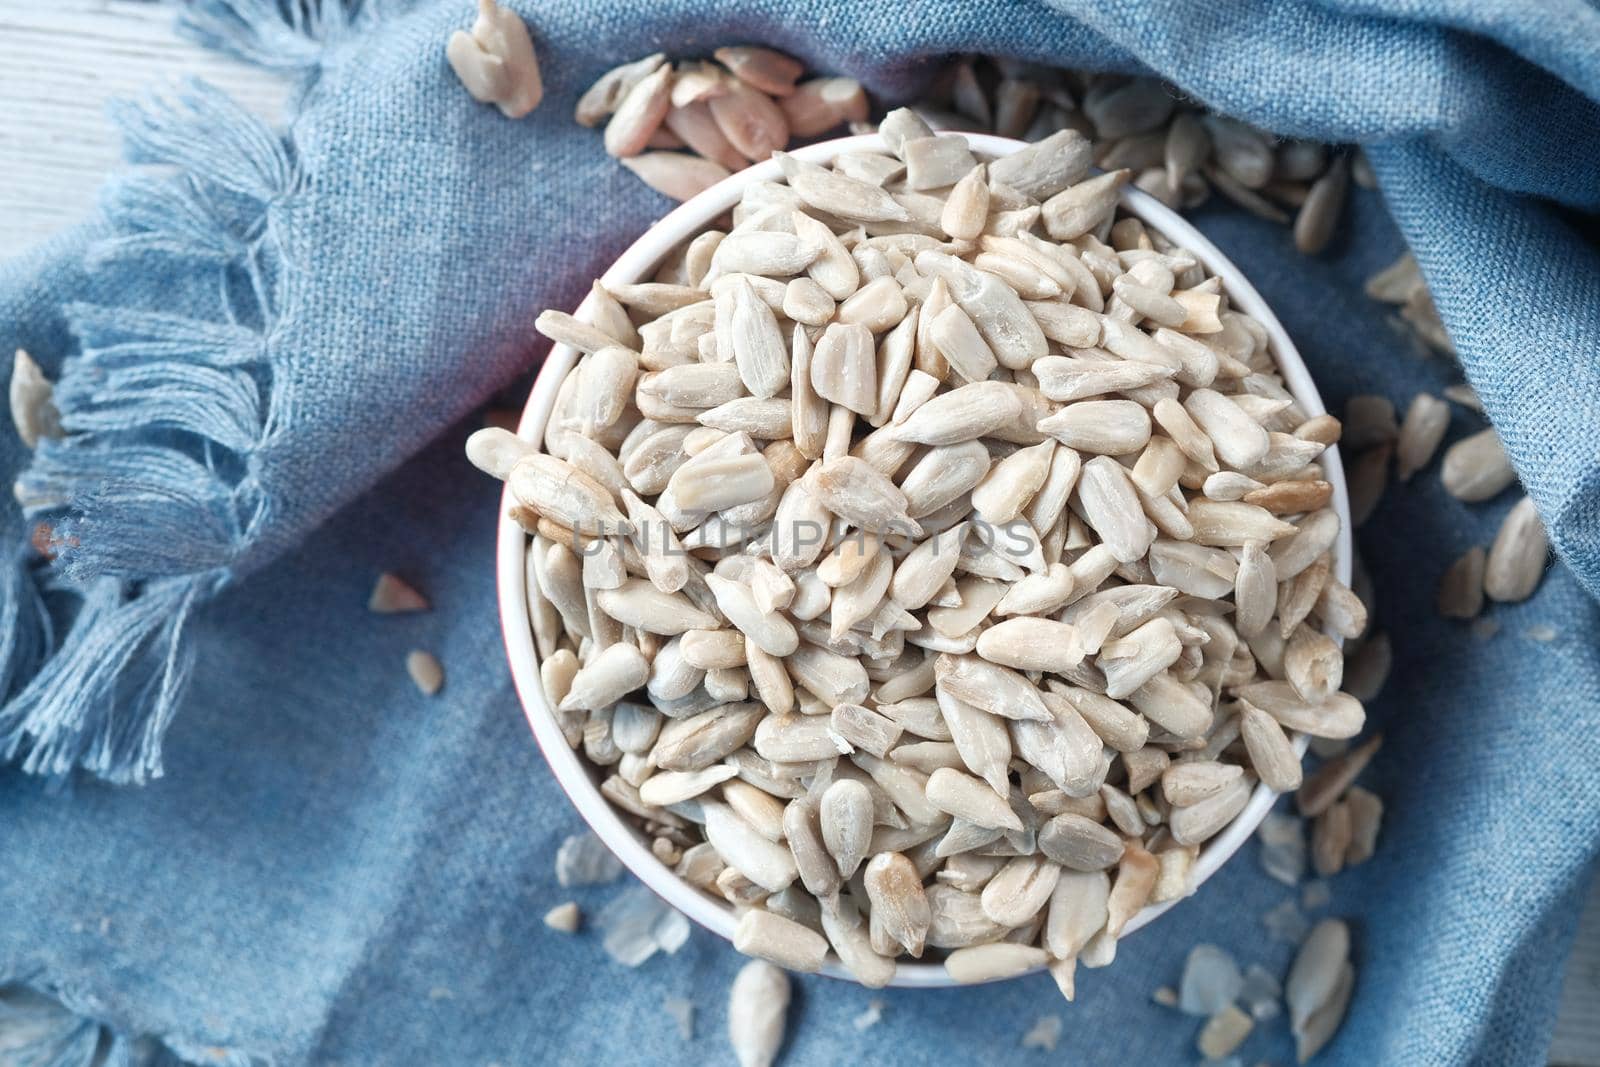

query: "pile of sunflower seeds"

left=578, top=50, right=1365, bottom=259
left=468, top=109, right=1373, bottom=995
left=1339, top=274, right=1549, bottom=620
left=912, top=56, right=1366, bottom=257
left=576, top=47, right=869, bottom=201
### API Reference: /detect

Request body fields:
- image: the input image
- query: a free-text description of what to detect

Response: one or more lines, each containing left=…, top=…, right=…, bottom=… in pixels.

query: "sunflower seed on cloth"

left=543, top=901, right=581, bottom=933
left=1288, top=918, right=1355, bottom=1060
left=1298, top=733, right=1383, bottom=818
left=9, top=349, right=62, bottom=450
left=406, top=650, right=444, bottom=696
left=1484, top=496, right=1548, bottom=602
left=728, top=959, right=790, bottom=1067
left=1344, top=785, right=1384, bottom=866
left=1257, top=811, right=1307, bottom=886
left=577, top=53, right=666, bottom=126
left=1438, top=546, right=1486, bottom=619
left=482, top=115, right=1370, bottom=990
left=1395, top=393, right=1449, bottom=481
left=1013, top=1012, right=1061, bottom=1051
left=662, top=995, right=696, bottom=1040
left=1440, top=425, right=1515, bottom=502
left=446, top=0, right=543, bottom=119
left=369, top=572, right=430, bottom=614
left=1197, top=1004, right=1254, bottom=1060
left=1293, top=156, right=1348, bottom=255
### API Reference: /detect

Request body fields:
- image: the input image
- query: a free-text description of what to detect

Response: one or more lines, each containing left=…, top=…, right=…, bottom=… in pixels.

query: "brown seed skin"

left=1244, top=480, right=1334, bottom=515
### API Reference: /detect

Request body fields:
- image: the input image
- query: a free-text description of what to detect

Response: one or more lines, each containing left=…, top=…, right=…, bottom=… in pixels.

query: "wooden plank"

left=0, top=0, right=289, bottom=252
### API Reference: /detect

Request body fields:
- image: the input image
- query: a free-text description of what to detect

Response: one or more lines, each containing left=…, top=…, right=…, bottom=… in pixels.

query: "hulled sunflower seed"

left=820, top=778, right=875, bottom=878
left=446, top=0, right=543, bottom=119
left=820, top=898, right=898, bottom=988
left=942, top=163, right=991, bottom=240
left=1038, top=814, right=1124, bottom=872
left=1042, top=170, right=1130, bottom=240
left=1440, top=426, right=1515, bottom=502
left=576, top=53, right=665, bottom=126
left=811, top=323, right=878, bottom=416
left=369, top=572, right=429, bottom=614
left=728, top=958, right=792, bottom=1067
left=927, top=767, right=1024, bottom=831
left=1484, top=496, right=1547, bottom=603
left=509, top=455, right=632, bottom=535
left=944, top=942, right=1049, bottom=983
left=1395, top=393, right=1449, bottom=481
left=1239, top=700, right=1303, bottom=792
left=406, top=650, right=444, bottom=696
left=1297, top=733, right=1383, bottom=817
left=9, top=349, right=61, bottom=450
left=715, top=45, right=803, bottom=97
left=711, top=81, right=790, bottom=162
left=1293, top=156, right=1348, bottom=255
left=623, top=153, right=732, bottom=201
left=864, top=852, right=932, bottom=957
left=1437, top=546, right=1486, bottom=619
left=1076, top=456, right=1157, bottom=562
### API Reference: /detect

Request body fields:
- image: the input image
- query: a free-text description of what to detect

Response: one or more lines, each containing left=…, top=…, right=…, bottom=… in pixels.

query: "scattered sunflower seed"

left=406, top=650, right=444, bottom=696
left=1440, top=427, right=1515, bottom=502
left=1240, top=963, right=1283, bottom=1021
left=543, top=901, right=581, bottom=933
left=1395, top=393, right=1449, bottom=481
left=445, top=0, right=543, bottom=119
left=1197, top=1004, right=1254, bottom=1060
left=1287, top=918, right=1354, bottom=1060
left=729, top=960, right=790, bottom=1067
left=369, top=572, right=430, bottom=614
left=1484, top=496, right=1548, bottom=603
left=9, top=349, right=61, bottom=450
left=1437, top=547, right=1486, bottom=619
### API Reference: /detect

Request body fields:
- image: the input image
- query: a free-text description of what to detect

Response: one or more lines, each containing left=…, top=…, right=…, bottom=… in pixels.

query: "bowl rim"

left=495, top=131, right=1352, bottom=988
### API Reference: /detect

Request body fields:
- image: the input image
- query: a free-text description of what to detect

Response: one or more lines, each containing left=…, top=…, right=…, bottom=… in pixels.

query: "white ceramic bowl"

left=496, top=132, right=1352, bottom=987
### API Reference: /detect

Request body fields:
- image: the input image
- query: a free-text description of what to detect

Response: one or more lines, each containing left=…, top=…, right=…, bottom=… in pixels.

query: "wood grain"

left=1, top=5, right=1598, bottom=1065
left=0, top=0, right=288, bottom=252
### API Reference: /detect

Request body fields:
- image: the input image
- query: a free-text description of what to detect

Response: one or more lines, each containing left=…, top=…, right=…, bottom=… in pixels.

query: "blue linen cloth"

left=2, top=0, right=1598, bottom=1063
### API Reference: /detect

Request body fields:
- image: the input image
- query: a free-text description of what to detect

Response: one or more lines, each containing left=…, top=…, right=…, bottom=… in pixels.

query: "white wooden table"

left=3, top=3, right=1597, bottom=1062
